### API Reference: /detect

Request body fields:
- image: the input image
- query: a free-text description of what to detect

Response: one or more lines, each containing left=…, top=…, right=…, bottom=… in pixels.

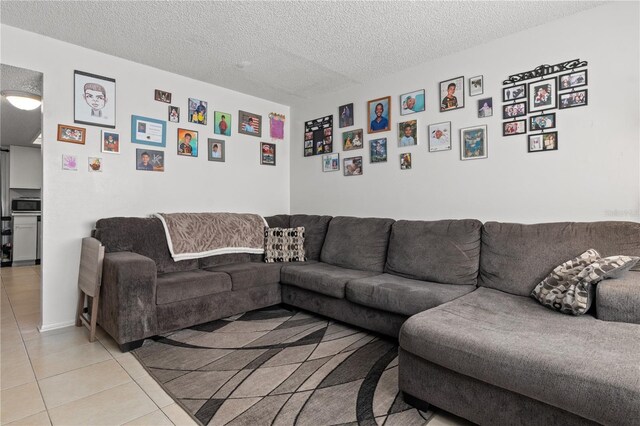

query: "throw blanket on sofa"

left=154, top=212, right=266, bottom=261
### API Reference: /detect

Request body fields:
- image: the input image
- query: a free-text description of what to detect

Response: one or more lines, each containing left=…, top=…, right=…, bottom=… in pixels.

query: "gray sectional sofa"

left=93, top=214, right=640, bottom=425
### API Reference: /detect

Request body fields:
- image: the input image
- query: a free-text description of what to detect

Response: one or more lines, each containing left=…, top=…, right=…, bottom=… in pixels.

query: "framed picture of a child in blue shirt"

left=367, top=96, right=391, bottom=134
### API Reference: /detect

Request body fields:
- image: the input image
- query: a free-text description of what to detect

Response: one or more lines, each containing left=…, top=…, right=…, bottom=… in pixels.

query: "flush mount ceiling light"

left=1, top=90, right=42, bottom=111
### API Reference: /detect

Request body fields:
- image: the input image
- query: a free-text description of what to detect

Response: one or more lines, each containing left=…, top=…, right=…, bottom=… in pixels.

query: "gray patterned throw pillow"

left=264, top=227, right=306, bottom=263
left=531, top=249, right=639, bottom=315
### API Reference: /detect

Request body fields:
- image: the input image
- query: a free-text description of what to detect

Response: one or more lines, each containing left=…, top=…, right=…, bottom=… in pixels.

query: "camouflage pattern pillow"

left=264, top=227, right=306, bottom=263
left=531, top=249, right=639, bottom=315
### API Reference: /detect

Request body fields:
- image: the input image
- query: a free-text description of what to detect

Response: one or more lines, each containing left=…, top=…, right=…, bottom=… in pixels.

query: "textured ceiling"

left=1, top=1, right=602, bottom=106
left=0, top=64, right=42, bottom=148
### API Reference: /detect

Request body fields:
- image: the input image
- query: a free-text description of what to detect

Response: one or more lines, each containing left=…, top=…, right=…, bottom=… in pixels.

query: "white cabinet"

left=12, top=215, right=38, bottom=262
left=9, top=145, right=42, bottom=189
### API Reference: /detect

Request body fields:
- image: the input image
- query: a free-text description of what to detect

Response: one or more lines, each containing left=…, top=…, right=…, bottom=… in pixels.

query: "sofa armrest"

left=596, top=271, right=640, bottom=325
left=98, top=251, right=158, bottom=345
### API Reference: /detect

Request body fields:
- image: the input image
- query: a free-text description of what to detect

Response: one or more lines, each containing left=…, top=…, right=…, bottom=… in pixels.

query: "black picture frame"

left=74, top=70, right=116, bottom=128
left=439, top=76, right=465, bottom=112
left=304, top=115, right=333, bottom=156
left=559, top=69, right=588, bottom=90
left=559, top=89, right=588, bottom=110
left=529, top=113, right=556, bottom=132
left=528, top=132, right=558, bottom=153
left=528, top=77, right=557, bottom=112
left=503, top=84, right=526, bottom=102
left=502, top=101, right=527, bottom=119
left=261, top=142, right=276, bottom=166
left=503, top=119, right=527, bottom=137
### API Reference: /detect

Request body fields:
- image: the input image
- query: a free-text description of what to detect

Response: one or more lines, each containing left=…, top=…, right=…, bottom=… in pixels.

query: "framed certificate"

left=131, top=115, right=167, bottom=147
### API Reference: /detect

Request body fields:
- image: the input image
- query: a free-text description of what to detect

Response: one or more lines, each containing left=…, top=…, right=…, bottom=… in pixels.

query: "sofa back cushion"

left=264, top=215, right=290, bottom=229
left=95, top=217, right=198, bottom=274
left=290, top=215, right=332, bottom=261
left=385, top=219, right=482, bottom=285
left=479, top=221, right=640, bottom=296
left=199, top=253, right=251, bottom=269
left=321, top=216, right=394, bottom=272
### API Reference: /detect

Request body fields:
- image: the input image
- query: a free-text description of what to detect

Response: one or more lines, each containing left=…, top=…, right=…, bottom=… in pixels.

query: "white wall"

left=1, top=25, right=291, bottom=330
left=290, top=2, right=640, bottom=224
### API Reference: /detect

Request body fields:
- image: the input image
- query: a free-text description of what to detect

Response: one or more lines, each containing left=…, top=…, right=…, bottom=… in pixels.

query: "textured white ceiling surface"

left=1, top=1, right=602, bottom=106
left=1, top=64, right=42, bottom=148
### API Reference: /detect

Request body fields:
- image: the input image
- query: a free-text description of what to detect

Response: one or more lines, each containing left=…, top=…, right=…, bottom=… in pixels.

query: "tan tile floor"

left=0, top=266, right=196, bottom=426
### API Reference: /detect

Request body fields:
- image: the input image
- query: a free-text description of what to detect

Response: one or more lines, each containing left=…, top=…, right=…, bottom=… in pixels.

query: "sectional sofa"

left=93, top=214, right=640, bottom=425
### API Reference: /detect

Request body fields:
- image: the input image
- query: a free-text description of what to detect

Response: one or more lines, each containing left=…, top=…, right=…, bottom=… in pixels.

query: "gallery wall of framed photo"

left=1, top=25, right=291, bottom=330
left=289, top=2, right=639, bottom=225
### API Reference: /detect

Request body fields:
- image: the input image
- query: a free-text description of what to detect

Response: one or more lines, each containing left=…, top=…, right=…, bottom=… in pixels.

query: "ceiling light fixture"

left=1, top=90, right=42, bottom=111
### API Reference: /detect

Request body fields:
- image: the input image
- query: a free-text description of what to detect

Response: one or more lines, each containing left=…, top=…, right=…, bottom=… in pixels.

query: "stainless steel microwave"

left=11, top=198, right=41, bottom=212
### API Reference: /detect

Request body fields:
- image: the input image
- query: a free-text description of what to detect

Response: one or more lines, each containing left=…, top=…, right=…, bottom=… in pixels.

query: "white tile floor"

left=0, top=266, right=197, bottom=426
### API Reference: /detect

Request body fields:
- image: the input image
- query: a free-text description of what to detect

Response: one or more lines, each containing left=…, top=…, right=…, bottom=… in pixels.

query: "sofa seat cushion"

left=399, top=287, right=640, bottom=424
left=346, top=274, right=476, bottom=316
left=156, top=269, right=231, bottom=305
left=205, top=262, right=283, bottom=291
left=281, top=262, right=378, bottom=299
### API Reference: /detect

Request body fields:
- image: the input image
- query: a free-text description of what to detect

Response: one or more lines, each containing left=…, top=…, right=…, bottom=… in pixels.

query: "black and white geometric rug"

left=133, top=305, right=434, bottom=425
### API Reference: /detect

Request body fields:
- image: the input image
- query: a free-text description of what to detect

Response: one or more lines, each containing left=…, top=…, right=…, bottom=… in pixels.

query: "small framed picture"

left=322, top=153, right=340, bottom=172
left=207, top=139, right=225, bottom=162
left=503, top=84, right=526, bottom=102
left=460, top=125, right=488, bottom=161
left=88, top=157, right=102, bottom=172
left=529, top=77, right=557, bottom=112
left=188, top=98, right=208, bottom=125
left=400, top=153, right=412, bottom=170
left=136, top=148, right=164, bottom=172
left=469, top=75, right=483, bottom=96
left=239, top=110, right=262, bottom=136
left=369, top=138, right=387, bottom=163
left=503, top=120, right=527, bottom=136
left=528, top=132, right=558, bottom=153
left=529, top=113, right=556, bottom=132
left=343, top=156, right=363, bottom=176
left=131, top=115, right=167, bottom=147
left=214, top=111, right=232, bottom=136
left=428, top=121, right=452, bottom=152
left=502, top=101, right=527, bottom=119
left=101, top=130, right=120, bottom=153
left=367, top=96, right=391, bottom=134
left=57, top=124, right=86, bottom=144
left=168, top=106, right=180, bottom=123
left=74, top=70, right=116, bottom=128
left=261, top=142, right=276, bottom=166
left=559, top=70, right=587, bottom=90
left=440, top=76, right=464, bottom=112
left=400, top=89, right=425, bottom=115
left=62, top=154, right=78, bottom=171
left=559, top=89, right=588, bottom=109
left=177, top=128, right=198, bottom=157
left=398, top=120, right=417, bottom=147
left=154, top=90, right=171, bottom=103
left=342, top=129, right=364, bottom=151
left=338, top=103, right=354, bottom=128
left=477, top=97, right=493, bottom=118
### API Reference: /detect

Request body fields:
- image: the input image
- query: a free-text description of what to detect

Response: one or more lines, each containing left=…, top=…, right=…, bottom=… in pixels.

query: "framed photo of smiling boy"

left=74, top=71, right=116, bottom=128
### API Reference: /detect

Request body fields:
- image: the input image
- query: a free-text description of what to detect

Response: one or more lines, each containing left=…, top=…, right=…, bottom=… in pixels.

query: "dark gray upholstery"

left=385, top=219, right=482, bottom=285
left=320, top=216, right=394, bottom=272
left=596, top=271, right=640, bottom=324
left=205, top=262, right=282, bottom=291
left=281, top=284, right=406, bottom=338
left=290, top=215, right=332, bottom=261
left=95, top=217, right=199, bottom=274
left=479, top=221, right=640, bottom=296
left=98, top=252, right=158, bottom=345
left=346, top=273, right=475, bottom=316
left=399, top=287, right=640, bottom=425
left=399, top=350, right=599, bottom=426
left=199, top=253, right=251, bottom=269
left=264, top=214, right=290, bottom=229
left=281, top=262, right=378, bottom=298
left=156, top=270, right=231, bottom=305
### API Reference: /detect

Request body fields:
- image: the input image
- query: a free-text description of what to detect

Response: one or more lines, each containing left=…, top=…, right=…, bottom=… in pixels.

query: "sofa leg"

left=402, top=392, right=431, bottom=412
left=118, top=339, right=145, bottom=353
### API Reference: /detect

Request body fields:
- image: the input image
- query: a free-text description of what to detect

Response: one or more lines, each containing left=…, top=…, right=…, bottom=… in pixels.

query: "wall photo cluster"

left=57, top=70, right=286, bottom=172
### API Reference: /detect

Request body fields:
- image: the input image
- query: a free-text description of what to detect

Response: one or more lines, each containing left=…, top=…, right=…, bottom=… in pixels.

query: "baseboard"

left=38, top=319, right=76, bottom=332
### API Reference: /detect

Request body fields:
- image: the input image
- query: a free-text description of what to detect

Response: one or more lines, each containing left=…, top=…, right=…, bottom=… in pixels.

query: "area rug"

left=133, top=305, right=433, bottom=426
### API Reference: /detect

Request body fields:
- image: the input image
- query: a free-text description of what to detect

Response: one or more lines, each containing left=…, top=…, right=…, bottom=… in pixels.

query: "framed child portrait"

left=57, top=124, right=86, bottom=145
left=74, top=70, right=116, bottom=128
left=101, top=130, right=120, bottom=154
left=428, top=121, right=451, bottom=152
left=367, top=96, right=391, bottom=134
left=369, top=138, right=387, bottom=163
left=338, top=103, right=354, bottom=128
left=400, top=89, right=425, bottom=116
left=460, top=125, right=488, bottom=161
left=168, top=106, right=180, bottom=123
left=322, top=153, right=340, bottom=172
left=398, top=120, right=417, bottom=147
left=188, top=98, right=208, bottom=125
left=155, top=90, right=172, bottom=103
left=343, top=156, right=363, bottom=176
left=261, top=142, right=276, bottom=166
left=502, top=101, right=527, bottom=119
left=136, top=148, right=164, bottom=172
left=207, top=139, right=225, bottom=162
left=477, top=97, right=493, bottom=118
left=177, top=128, right=198, bottom=157
left=528, top=132, right=558, bottom=153
left=400, top=153, right=412, bottom=170
left=342, top=129, right=363, bottom=151
left=503, top=120, right=526, bottom=136
left=529, top=77, right=557, bottom=112
left=215, top=111, right=232, bottom=136
left=559, top=90, right=588, bottom=109
left=559, top=70, right=587, bottom=90
left=440, top=76, right=464, bottom=112
left=239, top=110, right=262, bottom=137
left=529, top=113, right=556, bottom=131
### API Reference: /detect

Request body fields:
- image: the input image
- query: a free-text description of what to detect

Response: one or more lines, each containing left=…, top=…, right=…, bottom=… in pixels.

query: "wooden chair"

left=75, top=237, right=104, bottom=342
